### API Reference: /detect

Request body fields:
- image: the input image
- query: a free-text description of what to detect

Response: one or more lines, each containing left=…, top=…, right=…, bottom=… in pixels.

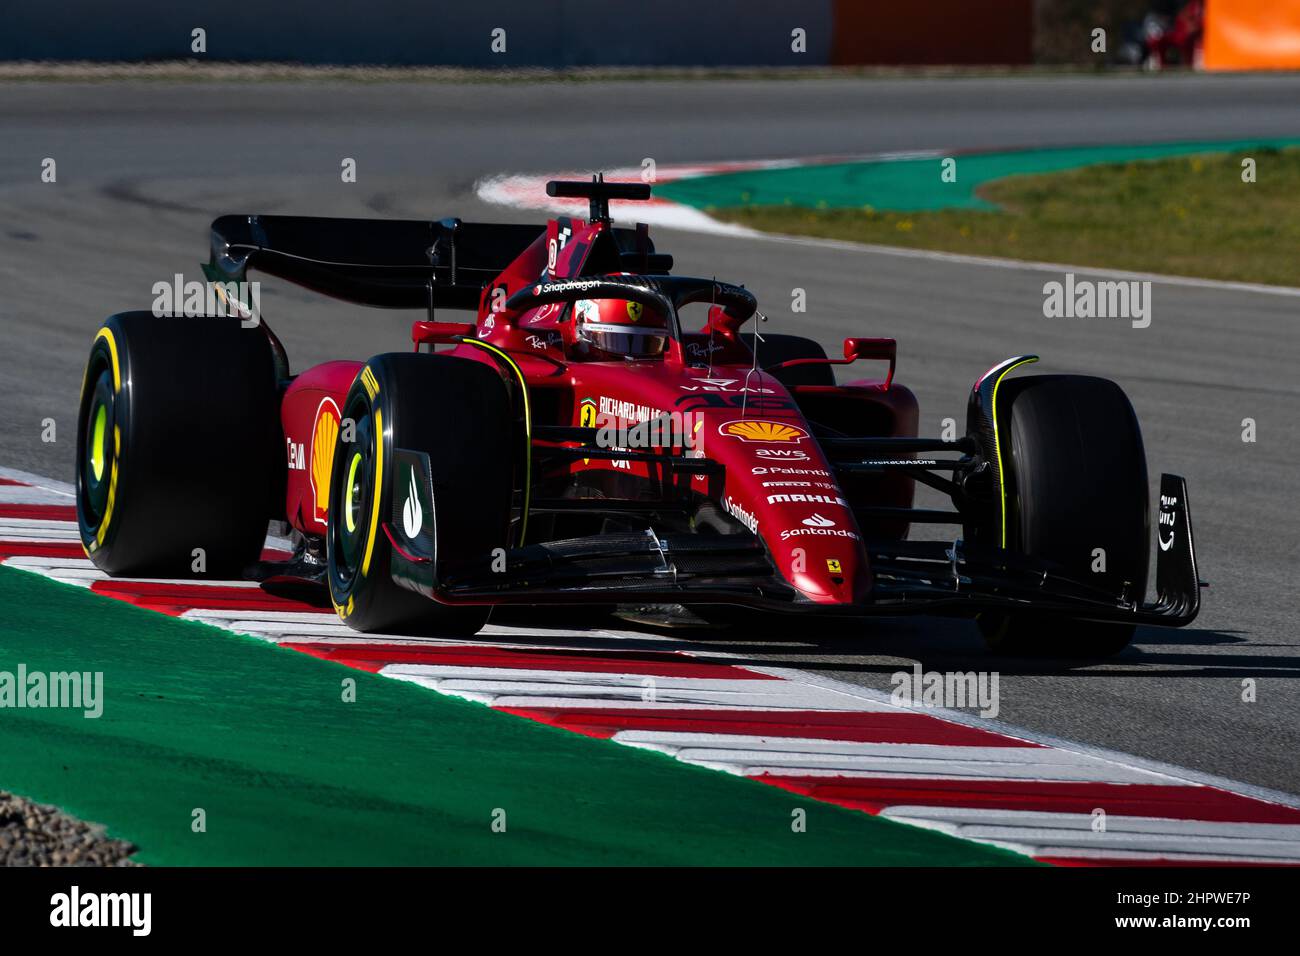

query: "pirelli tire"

left=759, top=334, right=836, bottom=388
left=75, top=312, right=281, bottom=577
left=325, top=353, right=513, bottom=635
left=978, top=374, right=1150, bottom=658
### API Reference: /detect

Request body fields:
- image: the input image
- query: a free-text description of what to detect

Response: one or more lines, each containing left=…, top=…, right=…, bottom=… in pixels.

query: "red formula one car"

left=75, top=178, right=1200, bottom=655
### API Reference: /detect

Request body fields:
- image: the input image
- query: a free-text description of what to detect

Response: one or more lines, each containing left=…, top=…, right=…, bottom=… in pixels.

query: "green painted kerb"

left=657, top=139, right=1300, bottom=213
left=0, top=566, right=1030, bottom=866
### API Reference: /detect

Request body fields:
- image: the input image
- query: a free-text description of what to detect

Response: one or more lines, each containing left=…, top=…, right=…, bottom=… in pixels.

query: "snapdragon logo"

left=0, top=664, right=102, bottom=718
left=152, top=272, right=261, bottom=327
left=50, top=886, right=151, bottom=936
left=890, top=663, right=999, bottom=718
left=1042, top=273, right=1151, bottom=329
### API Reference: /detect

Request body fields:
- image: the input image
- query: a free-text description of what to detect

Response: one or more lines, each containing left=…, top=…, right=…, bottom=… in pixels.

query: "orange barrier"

left=1205, top=0, right=1300, bottom=70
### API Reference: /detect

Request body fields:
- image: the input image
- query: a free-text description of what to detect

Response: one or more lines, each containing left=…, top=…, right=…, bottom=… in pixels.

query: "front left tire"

left=325, top=352, right=515, bottom=635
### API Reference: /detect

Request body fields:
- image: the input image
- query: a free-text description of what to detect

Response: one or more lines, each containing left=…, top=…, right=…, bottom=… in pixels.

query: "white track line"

left=0, top=467, right=74, bottom=495
left=757, top=664, right=1300, bottom=813
left=6, top=471, right=1298, bottom=864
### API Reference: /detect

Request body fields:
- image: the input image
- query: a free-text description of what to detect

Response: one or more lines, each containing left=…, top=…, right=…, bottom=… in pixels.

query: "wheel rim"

left=331, top=399, right=375, bottom=588
left=81, top=369, right=115, bottom=522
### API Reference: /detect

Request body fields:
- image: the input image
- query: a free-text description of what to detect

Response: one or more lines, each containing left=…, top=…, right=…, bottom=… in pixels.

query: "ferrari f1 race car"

left=75, top=178, right=1201, bottom=656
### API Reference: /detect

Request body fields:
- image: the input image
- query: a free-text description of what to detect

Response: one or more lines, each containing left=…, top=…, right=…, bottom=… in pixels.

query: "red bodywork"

left=279, top=213, right=920, bottom=608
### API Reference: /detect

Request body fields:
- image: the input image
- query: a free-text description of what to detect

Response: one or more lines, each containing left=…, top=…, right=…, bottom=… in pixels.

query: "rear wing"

left=207, top=214, right=546, bottom=310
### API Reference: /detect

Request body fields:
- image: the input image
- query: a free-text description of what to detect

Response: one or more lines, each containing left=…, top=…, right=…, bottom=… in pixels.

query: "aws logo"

left=718, top=420, right=808, bottom=444
left=310, top=398, right=342, bottom=526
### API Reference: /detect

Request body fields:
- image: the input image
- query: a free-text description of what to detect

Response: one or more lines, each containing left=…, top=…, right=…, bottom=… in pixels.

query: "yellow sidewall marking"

left=992, top=356, right=1039, bottom=549
left=94, top=328, right=121, bottom=390
left=360, top=366, right=380, bottom=400
left=361, top=407, right=383, bottom=577
left=88, top=327, right=123, bottom=549
left=464, top=341, right=531, bottom=544
left=97, top=425, right=121, bottom=546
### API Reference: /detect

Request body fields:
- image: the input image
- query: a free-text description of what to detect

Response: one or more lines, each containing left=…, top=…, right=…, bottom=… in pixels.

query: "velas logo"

left=680, top=379, right=774, bottom=395
left=310, top=398, right=341, bottom=526
left=719, top=420, right=808, bottom=444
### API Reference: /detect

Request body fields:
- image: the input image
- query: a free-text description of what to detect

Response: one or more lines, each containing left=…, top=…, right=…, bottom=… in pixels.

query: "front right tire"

left=978, top=374, right=1150, bottom=657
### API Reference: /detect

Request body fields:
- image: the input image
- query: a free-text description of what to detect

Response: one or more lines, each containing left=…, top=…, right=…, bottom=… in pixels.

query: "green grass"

left=0, top=565, right=1029, bottom=866
left=714, top=148, right=1300, bottom=287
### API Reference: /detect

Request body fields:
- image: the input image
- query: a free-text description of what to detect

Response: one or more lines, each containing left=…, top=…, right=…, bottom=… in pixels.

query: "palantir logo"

left=50, top=886, right=151, bottom=936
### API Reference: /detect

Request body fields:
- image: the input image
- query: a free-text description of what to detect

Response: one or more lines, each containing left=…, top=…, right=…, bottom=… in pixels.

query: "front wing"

left=387, top=473, right=1200, bottom=628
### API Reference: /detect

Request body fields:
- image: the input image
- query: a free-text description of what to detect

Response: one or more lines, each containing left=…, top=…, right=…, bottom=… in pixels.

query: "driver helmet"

left=573, top=296, right=668, bottom=360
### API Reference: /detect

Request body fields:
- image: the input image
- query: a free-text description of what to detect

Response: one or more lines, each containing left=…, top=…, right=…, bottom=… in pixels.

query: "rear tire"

left=978, top=375, right=1149, bottom=657
left=75, top=312, right=281, bottom=576
left=325, top=353, right=514, bottom=635
left=759, top=334, right=835, bottom=388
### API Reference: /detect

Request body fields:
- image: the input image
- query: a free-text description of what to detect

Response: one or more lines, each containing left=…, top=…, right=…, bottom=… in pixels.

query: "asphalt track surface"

left=1, top=74, right=1298, bottom=797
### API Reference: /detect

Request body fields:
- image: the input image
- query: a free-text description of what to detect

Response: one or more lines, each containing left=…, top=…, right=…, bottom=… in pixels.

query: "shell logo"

left=310, top=398, right=342, bottom=525
left=718, top=419, right=808, bottom=444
